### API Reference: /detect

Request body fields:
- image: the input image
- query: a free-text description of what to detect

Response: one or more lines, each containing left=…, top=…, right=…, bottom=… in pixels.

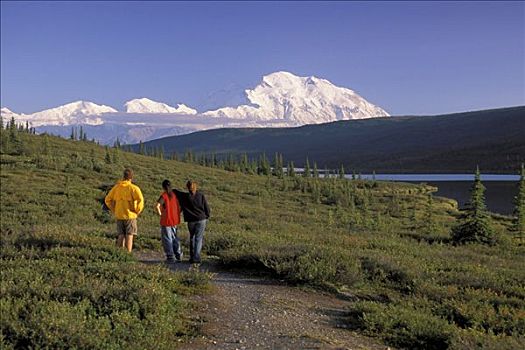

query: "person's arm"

left=104, top=186, right=116, bottom=213
left=134, top=186, right=145, bottom=215
left=155, top=196, right=164, bottom=216
left=173, top=189, right=183, bottom=200
left=202, top=194, right=210, bottom=219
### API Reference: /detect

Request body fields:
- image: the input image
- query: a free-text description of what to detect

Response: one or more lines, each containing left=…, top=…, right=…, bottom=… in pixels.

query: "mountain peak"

left=125, top=98, right=197, bottom=114
left=205, top=71, right=388, bottom=123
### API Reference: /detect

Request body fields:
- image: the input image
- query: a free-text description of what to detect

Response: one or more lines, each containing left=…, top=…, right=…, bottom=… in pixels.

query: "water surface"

left=348, top=174, right=519, bottom=215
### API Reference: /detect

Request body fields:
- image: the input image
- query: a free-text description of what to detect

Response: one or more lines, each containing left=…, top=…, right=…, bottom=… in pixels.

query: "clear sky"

left=1, top=1, right=524, bottom=115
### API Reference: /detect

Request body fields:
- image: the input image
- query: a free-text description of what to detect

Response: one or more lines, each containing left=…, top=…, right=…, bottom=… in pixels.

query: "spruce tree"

left=288, top=161, right=296, bottom=177
left=313, top=162, right=319, bottom=178
left=451, top=167, right=495, bottom=245
left=273, top=152, right=280, bottom=177
left=339, top=164, right=345, bottom=179
left=104, top=146, right=112, bottom=164
left=259, top=153, right=270, bottom=175
left=513, top=164, right=525, bottom=241
left=9, top=117, right=17, bottom=141
left=112, top=148, right=119, bottom=163
left=139, top=141, right=145, bottom=155
left=303, top=158, right=310, bottom=178
left=241, top=153, right=249, bottom=173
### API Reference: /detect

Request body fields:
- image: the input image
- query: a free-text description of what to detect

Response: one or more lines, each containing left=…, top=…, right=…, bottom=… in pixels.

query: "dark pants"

left=187, top=219, right=207, bottom=263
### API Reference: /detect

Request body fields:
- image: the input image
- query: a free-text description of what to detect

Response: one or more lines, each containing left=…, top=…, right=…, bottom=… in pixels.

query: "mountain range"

left=135, top=106, right=525, bottom=173
left=0, top=72, right=388, bottom=144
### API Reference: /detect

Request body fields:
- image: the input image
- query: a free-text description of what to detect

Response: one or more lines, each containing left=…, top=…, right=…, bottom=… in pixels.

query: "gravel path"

left=137, top=252, right=389, bottom=350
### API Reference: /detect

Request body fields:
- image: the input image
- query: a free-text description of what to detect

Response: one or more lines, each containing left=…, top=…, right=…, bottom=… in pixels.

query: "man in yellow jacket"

left=105, top=168, right=144, bottom=252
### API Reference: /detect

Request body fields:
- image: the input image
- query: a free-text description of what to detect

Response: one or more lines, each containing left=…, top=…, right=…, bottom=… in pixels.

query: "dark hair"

left=186, top=180, right=197, bottom=194
left=123, top=168, right=133, bottom=180
left=162, top=179, right=173, bottom=198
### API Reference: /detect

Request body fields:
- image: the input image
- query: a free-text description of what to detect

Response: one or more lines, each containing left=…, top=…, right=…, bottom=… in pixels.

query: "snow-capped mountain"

left=3, top=101, right=118, bottom=127
left=124, top=98, right=197, bottom=115
left=1, top=71, right=389, bottom=144
left=203, top=71, right=389, bottom=123
left=1, top=107, right=21, bottom=121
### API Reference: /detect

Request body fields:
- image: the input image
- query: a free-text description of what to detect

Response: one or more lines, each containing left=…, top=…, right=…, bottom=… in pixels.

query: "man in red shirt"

left=155, top=179, right=182, bottom=262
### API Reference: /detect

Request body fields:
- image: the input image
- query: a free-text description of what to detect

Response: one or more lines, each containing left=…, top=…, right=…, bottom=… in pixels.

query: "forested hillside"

left=137, top=106, right=525, bottom=173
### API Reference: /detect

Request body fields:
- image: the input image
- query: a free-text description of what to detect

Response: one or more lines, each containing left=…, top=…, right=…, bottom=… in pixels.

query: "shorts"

left=116, top=219, right=138, bottom=236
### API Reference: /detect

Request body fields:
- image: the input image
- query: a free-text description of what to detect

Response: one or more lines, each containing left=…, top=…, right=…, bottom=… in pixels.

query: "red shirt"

left=159, top=192, right=181, bottom=226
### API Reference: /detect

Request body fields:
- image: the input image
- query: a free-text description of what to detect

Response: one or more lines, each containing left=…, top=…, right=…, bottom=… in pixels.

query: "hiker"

left=175, top=180, right=210, bottom=264
left=155, top=179, right=183, bottom=263
left=104, top=168, right=144, bottom=252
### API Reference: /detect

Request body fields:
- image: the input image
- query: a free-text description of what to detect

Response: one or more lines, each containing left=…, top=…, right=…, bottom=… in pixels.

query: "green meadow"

left=1, top=129, right=524, bottom=349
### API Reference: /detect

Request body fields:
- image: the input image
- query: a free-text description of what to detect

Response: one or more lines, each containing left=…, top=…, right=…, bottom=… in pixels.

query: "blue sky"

left=1, top=1, right=523, bottom=115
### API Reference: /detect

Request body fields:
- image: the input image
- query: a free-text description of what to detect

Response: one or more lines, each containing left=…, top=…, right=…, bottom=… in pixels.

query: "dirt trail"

left=137, top=252, right=389, bottom=350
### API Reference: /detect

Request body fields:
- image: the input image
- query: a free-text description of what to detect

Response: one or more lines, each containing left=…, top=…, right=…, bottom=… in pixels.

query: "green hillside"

left=1, top=129, right=524, bottom=349
left=137, top=106, right=525, bottom=173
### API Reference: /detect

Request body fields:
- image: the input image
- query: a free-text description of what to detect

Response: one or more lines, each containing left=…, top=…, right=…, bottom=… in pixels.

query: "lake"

left=352, top=174, right=520, bottom=215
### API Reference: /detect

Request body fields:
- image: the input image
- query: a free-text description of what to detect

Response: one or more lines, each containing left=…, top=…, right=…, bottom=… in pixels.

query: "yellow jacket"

left=105, top=180, right=144, bottom=220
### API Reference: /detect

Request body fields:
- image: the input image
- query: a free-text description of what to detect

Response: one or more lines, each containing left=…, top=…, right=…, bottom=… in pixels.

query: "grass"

left=1, top=131, right=524, bottom=349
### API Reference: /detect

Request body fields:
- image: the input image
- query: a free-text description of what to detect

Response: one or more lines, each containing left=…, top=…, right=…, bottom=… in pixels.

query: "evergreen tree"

left=278, top=153, right=284, bottom=178
left=0, top=115, right=3, bottom=130
left=139, top=141, right=145, bottom=155
left=351, top=170, right=356, bottom=181
left=241, top=153, right=249, bottom=173
left=9, top=116, right=17, bottom=141
left=259, top=153, right=270, bottom=175
left=288, top=161, right=296, bottom=177
left=313, top=162, right=319, bottom=178
left=372, top=170, right=377, bottom=181
left=303, top=158, right=310, bottom=178
left=273, top=152, right=279, bottom=177
left=338, top=164, right=345, bottom=179
left=273, top=153, right=284, bottom=178
left=513, top=164, right=525, bottom=241
left=8, top=116, right=23, bottom=154
left=104, top=146, right=112, bottom=164
left=451, top=167, right=495, bottom=245
left=112, top=148, right=119, bottom=163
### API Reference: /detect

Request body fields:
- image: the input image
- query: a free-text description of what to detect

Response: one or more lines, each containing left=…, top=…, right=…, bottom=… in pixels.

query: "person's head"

left=123, top=168, right=134, bottom=180
left=162, top=179, right=172, bottom=192
left=186, top=180, right=197, bottom=194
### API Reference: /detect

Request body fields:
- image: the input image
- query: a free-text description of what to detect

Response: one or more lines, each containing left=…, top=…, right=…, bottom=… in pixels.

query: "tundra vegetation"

left=1, top=122, right=524, bottom=349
